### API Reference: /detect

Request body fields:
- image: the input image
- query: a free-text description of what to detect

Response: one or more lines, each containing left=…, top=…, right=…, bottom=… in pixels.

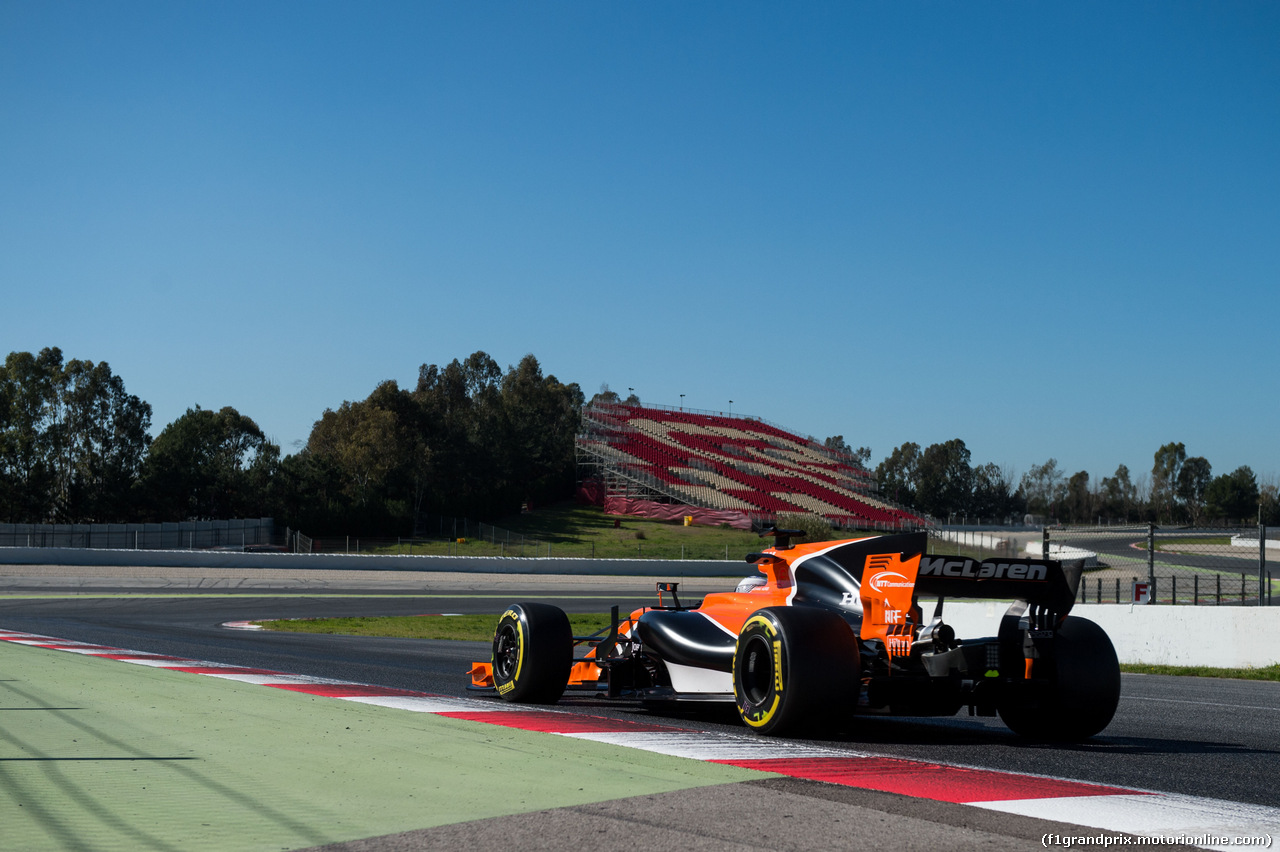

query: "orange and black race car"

left=468, top=528, right=1121, bottom=740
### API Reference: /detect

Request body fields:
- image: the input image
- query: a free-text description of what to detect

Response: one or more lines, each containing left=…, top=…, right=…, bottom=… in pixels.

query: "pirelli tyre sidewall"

left=491, top=602, right=572, bottom=704
left=733, top=606, right=859, bottom=737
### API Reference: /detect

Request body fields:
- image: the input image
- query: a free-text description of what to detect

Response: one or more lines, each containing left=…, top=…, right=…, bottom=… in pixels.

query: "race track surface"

left=1, top=565, right=1277, bottom=851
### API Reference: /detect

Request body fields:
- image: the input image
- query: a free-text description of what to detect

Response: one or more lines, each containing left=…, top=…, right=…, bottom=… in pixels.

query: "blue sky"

left=3, top=2, right=1276, bottom=488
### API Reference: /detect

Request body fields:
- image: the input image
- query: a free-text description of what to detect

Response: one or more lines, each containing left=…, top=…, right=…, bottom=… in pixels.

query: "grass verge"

left=258, top=612, right=617, bottom=641
left=1120, top=663, right=1280, bottom=681
left=368, top=503, right=764, bottom=561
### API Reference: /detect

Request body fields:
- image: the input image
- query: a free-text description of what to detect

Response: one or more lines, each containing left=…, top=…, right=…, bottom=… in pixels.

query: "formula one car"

left=468, top=529, right=1121, bottom=740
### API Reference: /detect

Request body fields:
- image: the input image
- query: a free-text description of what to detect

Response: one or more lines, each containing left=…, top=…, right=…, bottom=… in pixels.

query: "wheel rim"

left=494, top=623, right=520, bottom=681
left=739, top=634, right=774, bottom=705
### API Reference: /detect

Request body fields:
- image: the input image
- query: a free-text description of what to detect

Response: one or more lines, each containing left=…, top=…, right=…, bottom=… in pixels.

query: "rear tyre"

left=998, top=615, right=1121, bottom=742
left=733, top=606, right=859, bottom=736
left=491, top=603, right=573, bottom=704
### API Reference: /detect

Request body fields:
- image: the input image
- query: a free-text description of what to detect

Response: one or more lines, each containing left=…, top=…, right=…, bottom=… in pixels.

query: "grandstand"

left=576, top=402, right=927, bottom=531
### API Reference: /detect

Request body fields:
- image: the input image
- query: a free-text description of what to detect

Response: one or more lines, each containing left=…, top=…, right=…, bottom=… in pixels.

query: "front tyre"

left=998, top=615, right=1121, bottom=741
left=491, top=603, right=572, bottom=704
left=733, top=606, right=859, bottom=736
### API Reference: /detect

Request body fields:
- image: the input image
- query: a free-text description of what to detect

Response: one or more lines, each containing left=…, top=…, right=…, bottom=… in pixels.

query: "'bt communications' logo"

left=868, top=571, right=914, bottom=593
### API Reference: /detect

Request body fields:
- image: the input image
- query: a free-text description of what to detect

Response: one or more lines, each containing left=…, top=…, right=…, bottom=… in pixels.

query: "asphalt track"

left=2, top=564, right=1278, bottom=851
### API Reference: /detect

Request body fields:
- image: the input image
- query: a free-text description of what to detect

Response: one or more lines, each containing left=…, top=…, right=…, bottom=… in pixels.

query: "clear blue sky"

left=3, top=2, right=1276, bottom=488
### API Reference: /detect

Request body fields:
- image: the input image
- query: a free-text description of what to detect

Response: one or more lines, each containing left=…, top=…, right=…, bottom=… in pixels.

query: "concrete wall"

left=943, top=600, right=1280, bottom=668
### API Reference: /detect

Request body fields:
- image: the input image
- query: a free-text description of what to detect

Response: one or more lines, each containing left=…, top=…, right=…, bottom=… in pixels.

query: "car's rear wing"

left=913, top=554, right=1082, bottom=615
left=791, top=533, right=1082, bottom=617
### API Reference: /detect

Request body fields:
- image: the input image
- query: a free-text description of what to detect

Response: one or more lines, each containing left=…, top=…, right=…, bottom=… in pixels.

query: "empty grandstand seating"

left=577, top=403, right=926, bottom=530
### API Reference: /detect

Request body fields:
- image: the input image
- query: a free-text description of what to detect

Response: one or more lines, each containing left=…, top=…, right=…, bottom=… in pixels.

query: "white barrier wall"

left=1022, top=540, right=1100, bottom=569
left=0, top=546, right=746, bottom=577
left=943, top=601, right=1280, bottom=668
left=1232, top=534, right=1280, bottom=551
left=934, top=530, right=1009, bottom=550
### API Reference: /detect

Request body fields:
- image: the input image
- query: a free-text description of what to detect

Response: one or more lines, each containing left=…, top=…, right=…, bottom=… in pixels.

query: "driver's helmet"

left=735, top=575, right=768, bottom=593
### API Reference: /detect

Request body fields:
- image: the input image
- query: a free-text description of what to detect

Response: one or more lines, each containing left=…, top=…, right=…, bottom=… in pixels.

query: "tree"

left=297, top=351, right=585, bottom=533
left=0, top=348, right=151, bottom=522
left=1063, top=470, right=1092, bottom=524
left=1204, top=466, right=1259, bottom=523
left=1151, top=442, right=1186, bottom=522
left=589, top=383, right=621, bottom=407
left=915, top=439, right=973, bottom=518
left=1020, top=459, right=1066, bottom=519
left=140, top=406, right=278, bottom=520
left=53, top=358, right=152, bottom=521
left=1099, top=464, right=1138, bottom=522
left=309, top=395, right=402, bottom=507
left=1260, top=476, right=1279, bottom=526
left=823, top=435, right=852, bottom=456
left=820, top=436, right=871, bottom=469
left=0, top=348, right=63, bottom=520
left=497, top=354, right=583, bottom=515
left=1176, top=456, right=1212, bottom=524
left=875, top=442, right=921, bottom=508
left=971, top=462, right=1022, bottom=522
left=302, top=380, right=432, bottom=534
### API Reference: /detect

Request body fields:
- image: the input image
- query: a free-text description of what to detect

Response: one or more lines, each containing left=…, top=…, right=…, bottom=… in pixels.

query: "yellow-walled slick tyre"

left=998, top=615, right=1121, bottom=741
left=491, top=602, right=572, bottom=704
left=733, top=606, right=859, bottom=736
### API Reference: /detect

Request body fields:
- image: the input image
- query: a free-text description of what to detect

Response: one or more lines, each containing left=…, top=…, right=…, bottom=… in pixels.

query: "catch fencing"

left=0, top=519, right=280, bottom=551
left=1048, top=524, right=1274, bottom=606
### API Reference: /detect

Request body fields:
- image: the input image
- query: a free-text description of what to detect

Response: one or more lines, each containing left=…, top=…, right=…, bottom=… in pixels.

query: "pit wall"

left=943, top=601, right=1279, bottom=668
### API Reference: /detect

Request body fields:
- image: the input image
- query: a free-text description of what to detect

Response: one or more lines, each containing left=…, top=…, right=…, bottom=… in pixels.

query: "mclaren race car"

left=468, top=529, right=1121, bottom=740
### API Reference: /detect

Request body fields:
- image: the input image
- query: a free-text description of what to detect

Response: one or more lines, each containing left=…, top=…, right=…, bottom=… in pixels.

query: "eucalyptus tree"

left=915, top=439, right=973, bottom=519
left=0, top=348, right=151, bottom=522
left=1151, top=442, right=1186, bottom=522
left=876, top=442, right=921, bottom=508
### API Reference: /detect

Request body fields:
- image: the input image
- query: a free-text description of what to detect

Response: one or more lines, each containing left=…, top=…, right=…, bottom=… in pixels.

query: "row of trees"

left=873, top=439, right=1024, bottom=522
left=4, top=346, right=1274, bottom=533
left=282, top=352, right=582, bottom=534
left=872, top=437, right=1277, bottom=526
left=1, top=348, right=581, bottom=534
left=0, top=348, right=296, bottom=525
